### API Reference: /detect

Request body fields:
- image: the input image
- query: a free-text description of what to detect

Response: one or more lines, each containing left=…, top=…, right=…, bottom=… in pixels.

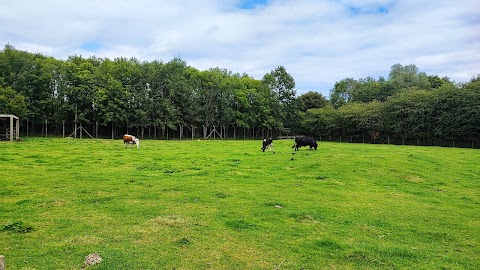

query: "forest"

left=1, top=44, right=479, bottom=147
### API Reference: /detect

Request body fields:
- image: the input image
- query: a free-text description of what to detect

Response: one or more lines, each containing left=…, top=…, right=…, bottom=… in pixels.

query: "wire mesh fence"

left=318, top=135, right=480, bottom=149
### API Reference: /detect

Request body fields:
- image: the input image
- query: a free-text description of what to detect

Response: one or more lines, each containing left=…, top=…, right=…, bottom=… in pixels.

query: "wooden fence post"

left=0, top=255, right=5, bottom=270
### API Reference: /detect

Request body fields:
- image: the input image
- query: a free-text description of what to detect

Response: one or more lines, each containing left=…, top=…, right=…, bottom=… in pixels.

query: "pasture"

left=1, top=138, right=479, bottom=269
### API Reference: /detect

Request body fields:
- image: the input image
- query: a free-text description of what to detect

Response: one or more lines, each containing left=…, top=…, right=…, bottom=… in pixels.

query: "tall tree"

left=94, top=58, right=129, bottom=134
left=262, top=66, right=296, bottom=128
left=388, top=63, right=431, bottom=90
left=63, top=56, right=99, bottom=125
left=296, top=91, right=327, bottom=112
left=329, top=78, right=358, bottom=108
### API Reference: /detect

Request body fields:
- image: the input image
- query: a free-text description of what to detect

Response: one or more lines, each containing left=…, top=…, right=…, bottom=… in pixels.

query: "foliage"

left=338, top=101, right=385, bottom=137
left=262, top=65, right=297, bottom=128
left=329, top=78, right=358, bottom=108
left=432, top=80, right=480, bottom=139
left=0, top=85, right=27, bottom=117
left=0, top=45, right=479, bottom=142
left=388, top=63, right=431, bottom=90
left=383, top=89, right=435, bottom=139
left=296, top=91, right=327, bottom=112
left=301, top=105, right=339, bottom=137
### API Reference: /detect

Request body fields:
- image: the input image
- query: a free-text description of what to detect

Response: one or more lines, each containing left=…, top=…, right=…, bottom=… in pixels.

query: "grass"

left=1, top=138, right=479, bottom=269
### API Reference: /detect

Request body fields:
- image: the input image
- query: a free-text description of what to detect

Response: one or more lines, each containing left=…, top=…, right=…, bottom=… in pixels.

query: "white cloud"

left=1, top=0, right=479, bottom=96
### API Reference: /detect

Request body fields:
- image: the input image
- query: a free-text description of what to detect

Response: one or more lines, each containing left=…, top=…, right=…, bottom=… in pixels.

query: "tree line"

left=1, top=44, right=479, bottom=146
left=303, top=64, right=480, bottom=146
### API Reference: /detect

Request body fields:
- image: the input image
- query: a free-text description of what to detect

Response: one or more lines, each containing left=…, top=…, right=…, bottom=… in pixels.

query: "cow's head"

left=134, top=138, right=140, bottom=148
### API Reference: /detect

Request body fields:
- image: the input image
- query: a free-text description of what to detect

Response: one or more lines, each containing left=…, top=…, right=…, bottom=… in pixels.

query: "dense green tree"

left=196, top=68, right=224, bottom=136
left=230, top=75, right=280, bottom=134
left=296, top=91, right=327, bottom=112
left=0, top=86, right=27, bottom=117
left=262, top=66, right=296, bottom=128
left=94, top=59, right=129, bottom=135
left=388, top=63, right=431, bottom=90
left=262, top=66, right=296, bottom=104
left=161, top=58, right=196, bottom=127
left=428, top=75, right=452, bottom=89
left=0, top=45, right=63, bottom=126
left=432, top=77, right=480, bottom=140
left=384, top=89, right=435, bottom=142
left=63, top=56, right=98, bottom=125
left=301, top=105, right=339, bottom=137
left=337, top=101, right=384, bottom=138
left=329, top=78, right=358, bottom=108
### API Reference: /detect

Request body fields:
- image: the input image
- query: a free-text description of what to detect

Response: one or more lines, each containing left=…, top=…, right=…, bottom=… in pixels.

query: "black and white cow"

left=262, top=137, right=274, bottom=152
left=292, top=136, right=317, bottom=151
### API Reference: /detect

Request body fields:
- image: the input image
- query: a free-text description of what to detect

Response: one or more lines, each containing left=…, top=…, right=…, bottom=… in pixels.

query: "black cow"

left=292, top=136, right=318, bottom=151
left=262, top=138, right=274, bottom=152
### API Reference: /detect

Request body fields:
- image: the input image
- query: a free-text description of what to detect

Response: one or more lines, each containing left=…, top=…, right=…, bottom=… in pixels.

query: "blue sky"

left=1, top=0, right=479, bottom=97
left=238, top=0, right=269, bottom=9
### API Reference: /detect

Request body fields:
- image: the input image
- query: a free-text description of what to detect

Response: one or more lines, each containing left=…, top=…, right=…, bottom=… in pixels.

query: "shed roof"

left=0, top=114, right=19, bottom=120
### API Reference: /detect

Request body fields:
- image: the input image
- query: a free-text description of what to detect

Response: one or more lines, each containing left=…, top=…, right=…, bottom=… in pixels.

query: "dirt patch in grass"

left=148, top=215, right=193, bottom=227
left=65, top=235, right=104, bottom=245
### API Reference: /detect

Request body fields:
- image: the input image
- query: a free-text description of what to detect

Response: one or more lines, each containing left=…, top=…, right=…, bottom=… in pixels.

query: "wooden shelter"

left=0, top=114, right=20, bottom=141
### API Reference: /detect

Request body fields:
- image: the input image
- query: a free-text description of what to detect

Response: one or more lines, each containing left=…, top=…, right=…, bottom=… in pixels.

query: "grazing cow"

left=123, top=134, right=140, bottom=148
left=292, top=136, right=317, bottom=151
left=262, top=137, right=274, bottom=152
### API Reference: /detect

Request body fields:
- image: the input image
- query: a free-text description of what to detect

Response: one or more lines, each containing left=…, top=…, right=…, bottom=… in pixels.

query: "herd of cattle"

left=262, top=136, right=318, bottom=152
left=124, top=134, right=318, bottom=152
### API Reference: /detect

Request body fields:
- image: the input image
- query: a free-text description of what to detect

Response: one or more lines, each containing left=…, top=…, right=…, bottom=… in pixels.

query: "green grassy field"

left=1, top=138, right=479, bottom=269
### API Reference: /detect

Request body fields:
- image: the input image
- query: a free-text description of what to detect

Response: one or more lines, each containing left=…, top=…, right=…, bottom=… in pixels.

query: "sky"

left=1, top=0, right=479, bottom=96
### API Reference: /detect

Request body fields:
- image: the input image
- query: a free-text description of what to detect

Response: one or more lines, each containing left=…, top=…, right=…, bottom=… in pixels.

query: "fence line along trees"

left=0, top=45, right=479, bottom=146
left=0, top=45, right=291, bottom=139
